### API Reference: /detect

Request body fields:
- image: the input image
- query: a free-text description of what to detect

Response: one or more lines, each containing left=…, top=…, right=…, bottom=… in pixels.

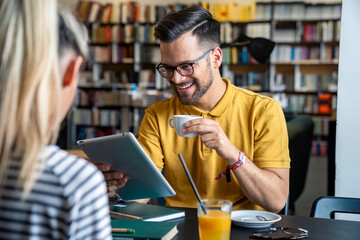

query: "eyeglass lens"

left=158, top=63, right=194, bottom=78
left=156, top=48, right=213, bottom=78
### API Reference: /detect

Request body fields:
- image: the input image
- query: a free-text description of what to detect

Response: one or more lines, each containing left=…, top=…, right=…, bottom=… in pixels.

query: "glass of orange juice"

left=198, top=199, right=233, bottom=240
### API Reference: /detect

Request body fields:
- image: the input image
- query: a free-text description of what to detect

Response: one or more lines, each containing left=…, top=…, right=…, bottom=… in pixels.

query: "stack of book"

left=110, top=202, right=185, bottom=240
left=112, top=219, right=179, bottom=240
left=109, top=202, right=185, bottom=222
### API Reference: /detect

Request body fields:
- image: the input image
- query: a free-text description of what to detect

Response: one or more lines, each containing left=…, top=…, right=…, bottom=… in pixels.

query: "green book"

left=109, top=202, right=185, bottom=222
left=111, top=219, right=179, bottom=240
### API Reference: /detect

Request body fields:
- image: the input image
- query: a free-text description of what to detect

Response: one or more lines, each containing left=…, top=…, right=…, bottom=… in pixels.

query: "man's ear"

left=211, top=47, right=223, bottom=68
left=63, top=56, right=83, bottom=87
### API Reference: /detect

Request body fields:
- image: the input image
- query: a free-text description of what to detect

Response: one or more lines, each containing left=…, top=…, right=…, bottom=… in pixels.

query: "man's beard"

left=173, top=64, right=213, bottom=105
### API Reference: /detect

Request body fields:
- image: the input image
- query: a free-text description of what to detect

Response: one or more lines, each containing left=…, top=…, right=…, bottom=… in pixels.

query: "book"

left=101, top=4, right=113, bottom=24
left=87, top=2, right=102, bottom=23
left=77, top=1, right=91, bottom=22
left=111, top=219, right=179, bottom=240
left=318, top=93, right=332, bottom=114
left=109, top=202, right=185, bottom=222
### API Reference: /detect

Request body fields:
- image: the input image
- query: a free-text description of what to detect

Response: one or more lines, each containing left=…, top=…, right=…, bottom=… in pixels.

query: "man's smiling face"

left=159, top=33, right=214, bottom=105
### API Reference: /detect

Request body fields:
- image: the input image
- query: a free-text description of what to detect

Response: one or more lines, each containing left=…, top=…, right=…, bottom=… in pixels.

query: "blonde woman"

left=0, top=1, right=111, bottom=239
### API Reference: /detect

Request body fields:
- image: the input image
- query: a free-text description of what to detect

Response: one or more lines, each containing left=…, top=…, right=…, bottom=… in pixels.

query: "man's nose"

left=171, top=69, right=186, bottom=84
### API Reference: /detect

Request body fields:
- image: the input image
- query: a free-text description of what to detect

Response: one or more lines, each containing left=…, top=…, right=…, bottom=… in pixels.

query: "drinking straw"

left=178, top=153, right=207, bottom=215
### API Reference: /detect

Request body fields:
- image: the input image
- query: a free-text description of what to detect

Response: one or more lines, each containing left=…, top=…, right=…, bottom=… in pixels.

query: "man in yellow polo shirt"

left=100, top=6, right=290, bottom=212
left=137, top=6, right=290, bottom=212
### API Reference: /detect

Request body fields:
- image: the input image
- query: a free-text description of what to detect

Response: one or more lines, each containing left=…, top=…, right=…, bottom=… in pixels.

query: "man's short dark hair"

left=154, top=6, right=220, bottom=49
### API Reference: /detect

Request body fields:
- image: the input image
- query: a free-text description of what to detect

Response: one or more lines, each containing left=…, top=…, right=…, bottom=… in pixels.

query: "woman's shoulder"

left=44, top=145, right=105, bottom=188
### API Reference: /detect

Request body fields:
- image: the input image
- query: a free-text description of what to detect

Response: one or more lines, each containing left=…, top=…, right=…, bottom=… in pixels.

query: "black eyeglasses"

left=251, top=227, right=308, bottom=239
left=156, top=49, right=214, bottom=78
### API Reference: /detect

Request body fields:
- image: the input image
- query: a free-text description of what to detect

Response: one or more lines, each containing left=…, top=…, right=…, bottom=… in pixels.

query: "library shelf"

left=63, top=0, right=341, bottom=154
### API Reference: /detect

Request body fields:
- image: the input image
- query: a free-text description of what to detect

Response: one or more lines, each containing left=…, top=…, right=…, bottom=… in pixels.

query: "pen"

left=112, top=228, right=135, bottom=233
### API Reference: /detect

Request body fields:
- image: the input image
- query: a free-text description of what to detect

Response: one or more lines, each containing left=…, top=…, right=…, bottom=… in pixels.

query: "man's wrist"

left=216, top=151, right=246, bottom=181
left=238, top=151, right=246, bottom=165
left=228, top=151, right=246, bottom=170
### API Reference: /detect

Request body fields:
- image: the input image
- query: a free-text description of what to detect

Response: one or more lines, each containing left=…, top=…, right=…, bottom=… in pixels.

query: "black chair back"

left=286, top=114, right=314, bottom=214
left=310, top=196, right=360, bottom=219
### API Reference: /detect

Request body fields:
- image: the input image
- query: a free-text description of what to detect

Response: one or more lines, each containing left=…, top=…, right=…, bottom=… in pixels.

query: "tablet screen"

left=77, top=132, right=176, bottom=200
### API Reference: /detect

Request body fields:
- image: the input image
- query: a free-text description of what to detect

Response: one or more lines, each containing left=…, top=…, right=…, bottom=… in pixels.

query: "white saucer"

left=231, top=210, right=281, bottom=228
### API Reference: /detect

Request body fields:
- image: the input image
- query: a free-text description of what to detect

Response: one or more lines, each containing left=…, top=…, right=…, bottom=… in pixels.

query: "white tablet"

left=77, top=132, right=175, bottom=200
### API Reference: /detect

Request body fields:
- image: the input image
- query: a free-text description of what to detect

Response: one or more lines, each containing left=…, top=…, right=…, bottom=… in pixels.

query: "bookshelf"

left=267, top=2, right=340, bottom=155
left=68, top=1, right=173, bottom=147
left=67, top=0, right=341, bottom=155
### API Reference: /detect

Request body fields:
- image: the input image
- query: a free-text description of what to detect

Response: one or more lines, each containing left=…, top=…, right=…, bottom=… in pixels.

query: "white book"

left=87, top=3, right=101, bottom=23
left=138, top=3, right=146, bottom=23
left=112, top=43, right=118, bottom=63
left=247, top=23, right=270, bottom=39
left=121, top=2, right=127, bottom=24
left=294, top=65, right=302, bottom=91
left=92, top=63, right=102, bottom=83
left=134, top=42, right=141, bottom=64
left=220, top=24, right=225, bottom=43
left=149, top=4, right=156, bottom=23
left=223, top=22, right=232, bottom=44
left=155, top=71, right=162, bottom=90
left=273, top=29, right=296, bottom=42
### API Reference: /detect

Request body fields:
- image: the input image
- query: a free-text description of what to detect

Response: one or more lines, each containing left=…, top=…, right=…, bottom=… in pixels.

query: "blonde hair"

left=0, top=0, right=88, bottom=198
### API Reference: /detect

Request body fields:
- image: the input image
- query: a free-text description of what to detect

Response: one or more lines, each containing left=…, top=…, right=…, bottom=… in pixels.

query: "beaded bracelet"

left=215, top=151, right=246, bottom=182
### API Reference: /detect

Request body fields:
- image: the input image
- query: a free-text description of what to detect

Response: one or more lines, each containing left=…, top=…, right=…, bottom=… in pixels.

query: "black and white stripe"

left=0, top=145, right=111, bottom=240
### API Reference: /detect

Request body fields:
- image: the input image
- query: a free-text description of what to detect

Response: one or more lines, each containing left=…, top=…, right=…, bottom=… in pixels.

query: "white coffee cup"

left=168, top=115, right=202, bottom=137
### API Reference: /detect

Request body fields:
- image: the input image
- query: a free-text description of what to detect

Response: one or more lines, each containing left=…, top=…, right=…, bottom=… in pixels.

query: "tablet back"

left=77, top=132, right=175, bottom=200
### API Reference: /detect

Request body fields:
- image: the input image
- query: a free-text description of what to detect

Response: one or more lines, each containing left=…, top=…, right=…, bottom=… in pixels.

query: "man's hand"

left=184, top=118, right=289, bottom=213
left=183, top=118, right=239, bottom=164
left=96, top=163, right=128, bottom=198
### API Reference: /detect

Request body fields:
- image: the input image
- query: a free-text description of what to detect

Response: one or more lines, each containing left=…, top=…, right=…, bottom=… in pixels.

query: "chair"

left=310, top=196, right=360, bottom=219
left=281, top=196, right=289, bottom=215
left=286, top=114, right=314, bottom=214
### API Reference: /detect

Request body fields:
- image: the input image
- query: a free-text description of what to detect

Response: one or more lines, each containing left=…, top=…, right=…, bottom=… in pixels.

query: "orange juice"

left=198, top=210, right=231, bottom=240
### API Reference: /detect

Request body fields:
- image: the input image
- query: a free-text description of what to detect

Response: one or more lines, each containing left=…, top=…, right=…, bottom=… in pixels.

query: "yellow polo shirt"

left=138, top=78, right=290, bottom=210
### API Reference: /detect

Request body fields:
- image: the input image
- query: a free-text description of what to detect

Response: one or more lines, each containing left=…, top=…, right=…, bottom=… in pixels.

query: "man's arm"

left=183, top=118, right=289, bottom=212
left=226, top=155, right=289, bottom=213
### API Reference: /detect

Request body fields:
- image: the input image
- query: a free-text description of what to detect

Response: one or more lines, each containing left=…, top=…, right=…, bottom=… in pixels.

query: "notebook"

left=111, top=219, right=179, bottom=240
left=109, top=202, right=185, bottom=222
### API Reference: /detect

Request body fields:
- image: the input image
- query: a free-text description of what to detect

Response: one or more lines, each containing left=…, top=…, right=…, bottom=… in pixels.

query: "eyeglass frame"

left=250, top=227, right=308, bottom=239
left=155, top=48, right=214, bottom=78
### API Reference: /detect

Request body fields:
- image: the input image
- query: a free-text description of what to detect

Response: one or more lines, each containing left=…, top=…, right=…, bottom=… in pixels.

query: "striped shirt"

left=0, top=145, right=112, bottom=240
